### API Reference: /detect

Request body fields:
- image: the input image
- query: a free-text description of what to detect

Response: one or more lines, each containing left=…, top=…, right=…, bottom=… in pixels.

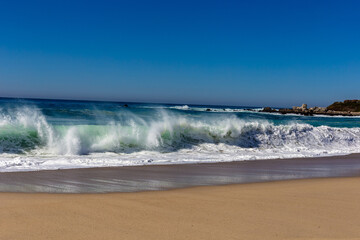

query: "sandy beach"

left=1, top=177, right=360, bottom=240
left=2, top=0, right=360, bottom=239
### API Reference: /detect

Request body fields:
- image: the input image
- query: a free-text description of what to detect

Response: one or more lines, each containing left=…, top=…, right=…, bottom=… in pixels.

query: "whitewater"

left=0, top=98, right=359, bottom=172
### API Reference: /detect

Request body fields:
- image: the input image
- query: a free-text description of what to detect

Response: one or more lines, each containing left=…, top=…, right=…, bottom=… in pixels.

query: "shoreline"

left=1, top=153, right=360, bottom=193
left=261, top=101, right=360, bottom=116
left=261, top=107, right=360, bottom=116
left=6, top=151, right=360, bottom=172
left=1, top=177, right=360, bottom=239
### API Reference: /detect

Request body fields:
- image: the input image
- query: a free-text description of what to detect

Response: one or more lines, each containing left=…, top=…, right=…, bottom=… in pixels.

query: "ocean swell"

left=0, top=106, right=359, bottom=157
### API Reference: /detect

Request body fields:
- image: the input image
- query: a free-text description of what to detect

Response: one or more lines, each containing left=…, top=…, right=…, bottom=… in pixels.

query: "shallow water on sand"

left=1, top=154, right=360, bottom=193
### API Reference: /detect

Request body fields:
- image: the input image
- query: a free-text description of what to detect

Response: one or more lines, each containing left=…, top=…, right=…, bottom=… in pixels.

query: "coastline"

left=1, top=177, right=360, bottom=240
left=1, top=153, right=360, bottom=193
left=1, top=152, right=360, bottom=239
left=261, top=107, right=360, bottom=116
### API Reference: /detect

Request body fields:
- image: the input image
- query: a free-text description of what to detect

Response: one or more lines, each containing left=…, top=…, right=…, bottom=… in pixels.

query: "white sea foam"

left=0, top=106, right=360, bottom=172
left=170, top=105, right=261, bottom=113
left=170, top=105, right=190, bottom=110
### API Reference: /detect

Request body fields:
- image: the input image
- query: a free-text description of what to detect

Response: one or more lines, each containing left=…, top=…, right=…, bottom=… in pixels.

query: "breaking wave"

left=169, top=105, right=262, bottom=112
left=1, top=106, right=360, bottom=158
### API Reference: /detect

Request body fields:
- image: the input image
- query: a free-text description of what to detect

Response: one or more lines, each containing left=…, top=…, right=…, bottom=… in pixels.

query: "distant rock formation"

left=262, top=107, right=274, bottom=112
left=261, top=100, right=360, bottom=116
left=327, top=100, right=360, bottom=112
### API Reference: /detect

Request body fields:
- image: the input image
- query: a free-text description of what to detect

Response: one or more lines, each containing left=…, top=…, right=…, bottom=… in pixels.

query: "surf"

left=0, top=99, right=359, bottom=171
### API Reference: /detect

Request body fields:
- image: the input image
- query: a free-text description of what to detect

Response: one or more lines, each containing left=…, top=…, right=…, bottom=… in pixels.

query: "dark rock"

left=262, top=107, right=273, bottom=112
left=261, top=101, right=360, bottom=116
left=327, top=100, right=360, bottom=112
left=279, top=108, right=293, bottom=114
left=261, top=107, right=279, bottom=113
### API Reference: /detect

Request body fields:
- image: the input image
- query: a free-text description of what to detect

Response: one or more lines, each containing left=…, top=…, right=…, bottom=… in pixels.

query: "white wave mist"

left=0, top=106, right=54, bottom=153
left=0, top=105, right=360, bottom=171
left=169, top=105, right=262, bottom=112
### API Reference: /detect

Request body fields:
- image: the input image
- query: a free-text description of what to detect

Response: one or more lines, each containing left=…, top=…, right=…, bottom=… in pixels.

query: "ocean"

left=0, top=98, right=359, bottom=172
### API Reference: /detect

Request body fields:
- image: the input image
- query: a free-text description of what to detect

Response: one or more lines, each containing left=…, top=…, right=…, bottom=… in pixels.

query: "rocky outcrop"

left=261, top=100, right=360, bottom=116
left=309, top=106, right=327, bottom=114
left=327, top=100, right=360, bottom=112
left=262, top=107, right=276, bottom=112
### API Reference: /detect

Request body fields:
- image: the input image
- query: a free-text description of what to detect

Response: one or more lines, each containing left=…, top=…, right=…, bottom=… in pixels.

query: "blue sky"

left=0, top=0, right=359, bottom=107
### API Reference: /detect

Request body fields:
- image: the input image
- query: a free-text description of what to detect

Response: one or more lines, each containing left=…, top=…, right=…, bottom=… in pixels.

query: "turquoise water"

left=0, top=98, right=359, bottom=172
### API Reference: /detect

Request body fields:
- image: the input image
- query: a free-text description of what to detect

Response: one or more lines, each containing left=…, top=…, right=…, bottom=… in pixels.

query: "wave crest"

left=0, top=107, right=359, bottom=157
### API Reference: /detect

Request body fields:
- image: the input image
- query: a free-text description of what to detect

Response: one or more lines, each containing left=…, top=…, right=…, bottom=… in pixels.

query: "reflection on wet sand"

left=1, top=154, right=360, bottom=193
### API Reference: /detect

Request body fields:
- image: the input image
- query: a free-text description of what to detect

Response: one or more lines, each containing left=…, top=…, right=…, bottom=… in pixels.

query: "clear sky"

left=0, top=0, right=359, bottom=107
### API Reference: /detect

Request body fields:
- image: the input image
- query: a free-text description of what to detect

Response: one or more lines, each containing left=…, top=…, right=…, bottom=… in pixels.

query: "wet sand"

left=1, top=155, right=360, bottom=239
left=1, top=177, right=360, bottom=240
left=1, top=154, right=360, bottom=193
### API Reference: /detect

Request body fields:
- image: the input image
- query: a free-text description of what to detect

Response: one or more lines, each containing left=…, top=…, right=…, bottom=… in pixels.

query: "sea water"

left=0, top=98, right=359, bottom=172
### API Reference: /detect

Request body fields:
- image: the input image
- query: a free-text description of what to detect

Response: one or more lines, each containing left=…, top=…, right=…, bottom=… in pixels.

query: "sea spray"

left=0, top=99, right=359, bottom=171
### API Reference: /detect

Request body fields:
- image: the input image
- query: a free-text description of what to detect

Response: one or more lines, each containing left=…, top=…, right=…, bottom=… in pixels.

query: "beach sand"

left=1, top=177, right=360, bottom=240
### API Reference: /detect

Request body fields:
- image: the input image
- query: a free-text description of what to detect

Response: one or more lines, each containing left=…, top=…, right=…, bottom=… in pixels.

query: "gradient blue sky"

left=0, top=0, right=359, bottom=107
